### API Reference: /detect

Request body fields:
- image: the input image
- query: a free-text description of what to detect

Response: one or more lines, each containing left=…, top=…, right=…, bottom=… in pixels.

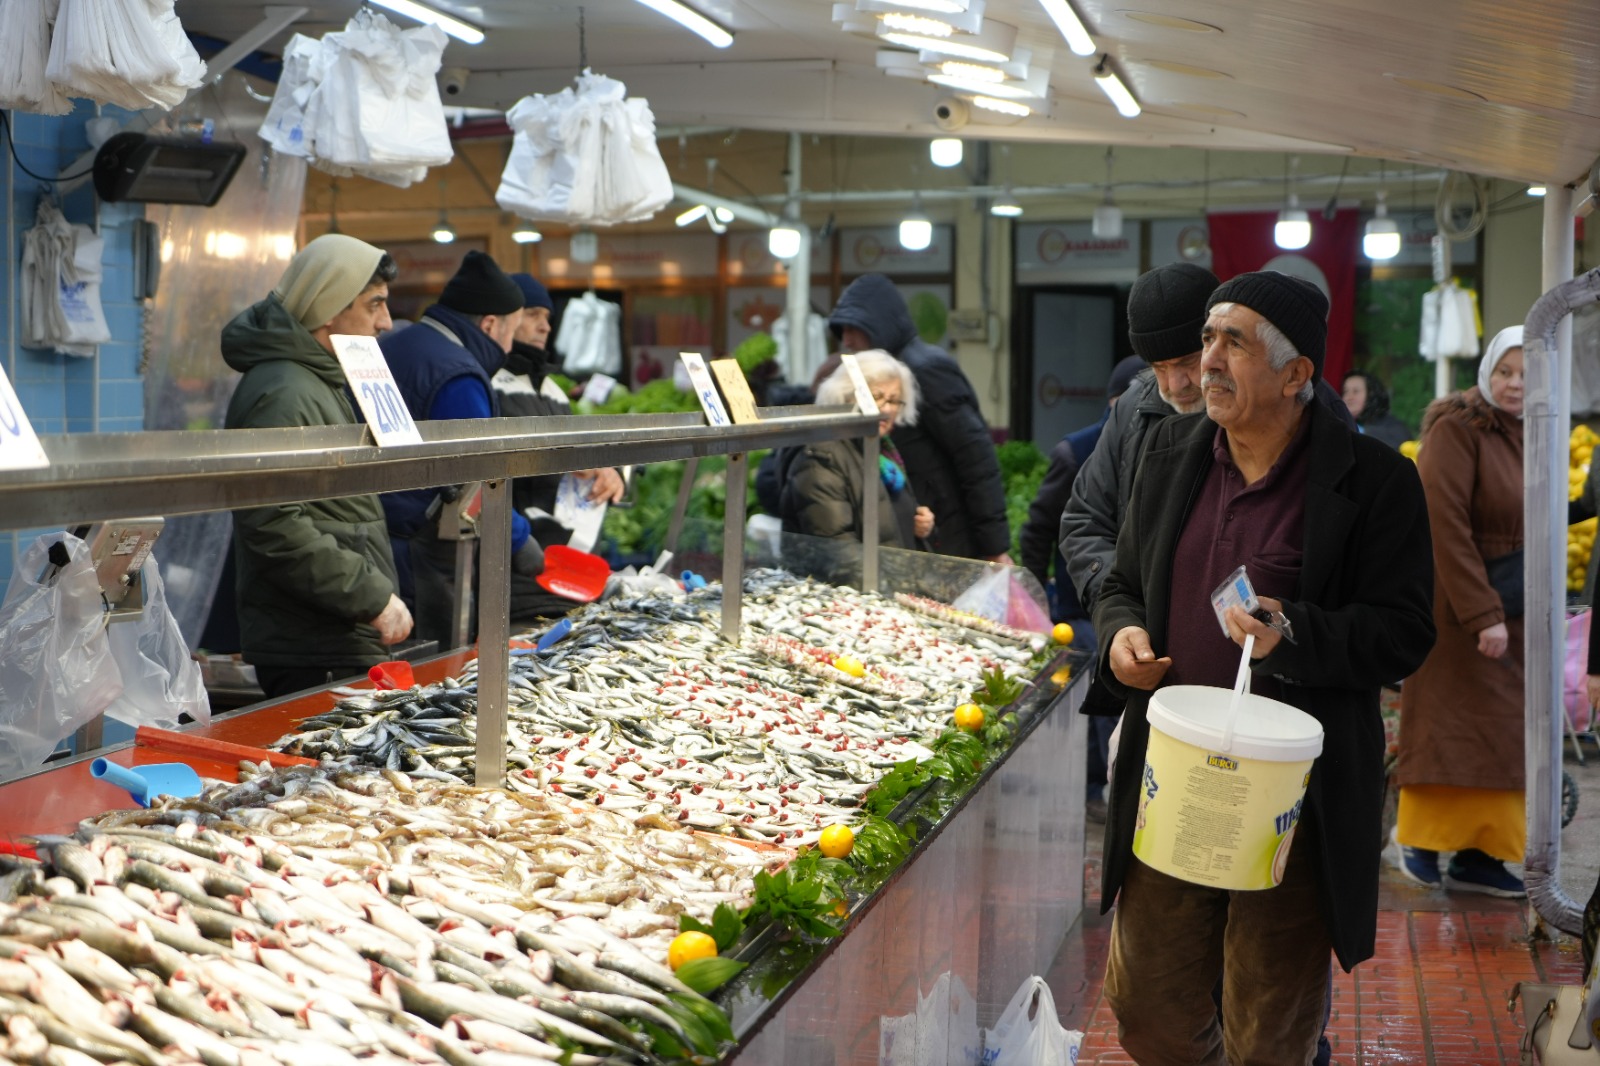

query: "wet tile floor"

left=1047, top=854, right=1588, bottom=1065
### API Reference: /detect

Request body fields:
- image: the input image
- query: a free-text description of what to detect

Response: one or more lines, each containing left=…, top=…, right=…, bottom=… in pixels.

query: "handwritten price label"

left=0, top=365, right=49, bottom=471
left=838, top=353, right=879, bottom=418
left=332, top=335, right=424, bottom=447
left=679, top=353, right=731, bottom=428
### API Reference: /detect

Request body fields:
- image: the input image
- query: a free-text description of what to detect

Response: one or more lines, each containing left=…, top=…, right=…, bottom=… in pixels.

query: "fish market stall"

left=0, top=414, right=1088, bottom=1064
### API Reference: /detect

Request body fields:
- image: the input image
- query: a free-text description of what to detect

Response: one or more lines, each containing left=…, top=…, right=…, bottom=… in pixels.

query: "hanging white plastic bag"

left=0, top=532, right=124, bottom=779
left=879, top=972, right=982, bottom=1066
left=953, top=567, right=1011, bottom=624
left=982, top=976, right=1083, bottom=1066
left=332, top=13, right=451, bottom=168
left=55, top=223, right=111, bottom=353
left=0, top=0, right=73, bottom=114
left=258, top=33, right=320, bottom=158
left=46, top=0, right=204, bottom=111
left=103, top=555, right=210, bottom=729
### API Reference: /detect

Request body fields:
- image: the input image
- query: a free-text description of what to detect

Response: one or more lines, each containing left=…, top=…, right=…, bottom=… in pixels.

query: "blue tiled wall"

left=2, top=105, right=146, bottom=590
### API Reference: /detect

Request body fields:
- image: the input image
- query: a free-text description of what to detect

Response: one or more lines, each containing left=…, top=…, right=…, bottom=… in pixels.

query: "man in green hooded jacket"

left=222, top=234, right=412, bottom=698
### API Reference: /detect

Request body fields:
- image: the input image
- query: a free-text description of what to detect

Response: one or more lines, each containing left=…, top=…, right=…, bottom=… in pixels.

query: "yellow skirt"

left=1396, top=785, right=1526, bottom=863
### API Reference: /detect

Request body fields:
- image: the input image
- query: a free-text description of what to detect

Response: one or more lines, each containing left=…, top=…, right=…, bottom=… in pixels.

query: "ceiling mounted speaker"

left=93, top=133, right=248, bottom=207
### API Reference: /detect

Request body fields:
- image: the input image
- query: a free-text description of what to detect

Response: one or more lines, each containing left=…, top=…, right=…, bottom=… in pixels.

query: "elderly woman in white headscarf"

left=1393, top=325, right=1526, bottom=897
left=777, top=349, right=935, bottom=548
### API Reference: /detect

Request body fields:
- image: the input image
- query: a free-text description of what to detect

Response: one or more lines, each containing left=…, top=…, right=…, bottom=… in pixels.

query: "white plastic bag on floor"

left=0, top=533, right=124, bottom=779
left=0, top=0, right=74, bottom=114
left=46, top=0, right=205, bottom=111
left=982, top=977, right=1083, bottom=1066
left=880, top=972, right=981, bottom=1066
left=104, top=556, right=210, bottom=729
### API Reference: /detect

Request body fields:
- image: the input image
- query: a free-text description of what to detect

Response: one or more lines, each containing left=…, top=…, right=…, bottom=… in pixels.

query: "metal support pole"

left=861, top=433, right=879, bottom=593
left=783, top=132, right=813, bottom=385
left=1523, top=186, right=1583, bottom=936
left=662, top=457, right=699, bottom=564
left=721, top=453, right=748, bottom=642
left=450, top=538, right=475, bottom=650
left=474, top=478, right=511, bottom=789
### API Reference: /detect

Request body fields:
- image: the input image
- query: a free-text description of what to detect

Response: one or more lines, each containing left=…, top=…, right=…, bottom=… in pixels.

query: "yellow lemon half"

left=954, top=703, right=985, bottom=732
left=819, top=824, right=855, bottom=858
left=668, top=931, right=718, bottom=971
left=832, top=655, right=866, bottom=678
left=1051, top=666, right=1072, bottom=686
left=1052, top=622, right=1075, bottom=645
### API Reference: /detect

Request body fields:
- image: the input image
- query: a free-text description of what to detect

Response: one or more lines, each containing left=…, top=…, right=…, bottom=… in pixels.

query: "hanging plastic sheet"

left=496, top=70, right=673, bottom=226
left=142, top=75, right=308, bottom=647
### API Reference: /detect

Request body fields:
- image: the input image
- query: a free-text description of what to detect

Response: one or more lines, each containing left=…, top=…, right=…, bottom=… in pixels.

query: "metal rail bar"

left=722, top=453, right=748, bottom=641
left=475, top=479, right=512, bottom=788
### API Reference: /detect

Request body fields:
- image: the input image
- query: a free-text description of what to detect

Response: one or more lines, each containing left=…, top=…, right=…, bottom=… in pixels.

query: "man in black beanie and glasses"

left=1091, top=271, right=1436, bottom=1065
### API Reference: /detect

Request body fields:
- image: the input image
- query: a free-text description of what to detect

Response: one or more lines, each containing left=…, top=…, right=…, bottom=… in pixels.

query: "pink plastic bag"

left=1564, top=609, right=1592, bottom=729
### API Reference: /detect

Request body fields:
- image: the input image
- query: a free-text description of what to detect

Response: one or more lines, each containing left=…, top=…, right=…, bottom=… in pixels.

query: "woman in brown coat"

left=1394, top=325, right=1526, bottom=896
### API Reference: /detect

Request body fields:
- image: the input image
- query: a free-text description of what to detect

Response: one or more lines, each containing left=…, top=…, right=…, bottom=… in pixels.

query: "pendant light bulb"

left=1363, top=193, right=1400, bottom=260
left=769, top=224, right=802, bottom=259
left=930, top=137, right=963, bottom=167
left=900, top=211, right=932, bottom=251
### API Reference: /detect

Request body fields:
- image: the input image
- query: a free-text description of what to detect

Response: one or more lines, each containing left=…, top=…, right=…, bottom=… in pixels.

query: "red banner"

left=1206, top=209, right=1360, bottom=388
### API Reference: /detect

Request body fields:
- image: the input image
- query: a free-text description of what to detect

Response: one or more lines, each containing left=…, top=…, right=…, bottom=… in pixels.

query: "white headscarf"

left=1477, top=325, right=1524, bottom=415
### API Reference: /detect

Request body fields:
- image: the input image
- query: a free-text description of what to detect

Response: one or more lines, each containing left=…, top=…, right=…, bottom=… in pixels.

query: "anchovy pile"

left=271, top=572, right=1036, bottom=847
left=889, top=592, right=1048, bottom=651
left=0, top=764, right=764, bottom=1065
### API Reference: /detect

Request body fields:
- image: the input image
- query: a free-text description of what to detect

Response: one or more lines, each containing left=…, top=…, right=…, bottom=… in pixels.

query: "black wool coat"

left=1092, top=400, right=1436, bottom=970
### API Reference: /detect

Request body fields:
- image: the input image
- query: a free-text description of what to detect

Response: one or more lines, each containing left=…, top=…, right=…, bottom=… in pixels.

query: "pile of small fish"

left=271, top=572, right=1035, bottom=847
left=890, top=592, right=1048, bottom=652
left=0, top=763, right=762, bottom=1065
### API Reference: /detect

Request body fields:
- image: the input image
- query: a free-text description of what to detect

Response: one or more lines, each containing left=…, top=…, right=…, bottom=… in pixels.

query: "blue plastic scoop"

left=90, top=758, right=203, bottom=807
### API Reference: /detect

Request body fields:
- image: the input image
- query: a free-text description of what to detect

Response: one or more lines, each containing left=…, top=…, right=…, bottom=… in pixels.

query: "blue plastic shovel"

left=90, top=758, right=203, bottom=808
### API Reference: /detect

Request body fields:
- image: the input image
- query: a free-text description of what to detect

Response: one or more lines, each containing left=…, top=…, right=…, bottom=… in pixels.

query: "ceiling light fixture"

left=714, top=207, right=735, bottom=223
left=968, top=94, right=1031, bottom=116
left=880, top=19, right=1016, bottom=63
left=1037, top=0, right=1095, bottom=56
left=1092, top=147, right=1122, bottom=238
left=930, top=137, right=964, bottom=167
left=886, top=0, right=971, bottom=11
left=675, top=204, right=708, bottom=227
left=630, top=0, right=734, bottom=47
left=1093, top=54, right=1140, bottom=117
left=939, top=59, right=1005, bottom=82
left=1528, top=184, right=1548, bottom=196
left=1274, top=156, right=1311, bottom=250
left=368, top=0, right=484, bottom=43
left=511, top=224, right=542, bottom=244
left=570, top=230, right=599, bottom=263
left=769, top=224, right=802, bottom=259
left=990, top=195, right=1023, bottom=217
left=431, top=179, right=455, bottom=243
left=1363, top=190, right=1400, bottom=260
left=928, top=73, right=1036, bottom=98
left=879, top=10, right=954, bottom=35
left=900, top=208, right=933, bottom=251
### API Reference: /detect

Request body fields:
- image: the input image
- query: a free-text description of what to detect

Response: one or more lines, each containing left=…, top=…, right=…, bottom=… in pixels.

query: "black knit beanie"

left=440, top=251, right=525, bottom=316
left=1127, top=262, right=1219, bottom=363
left=1207, top=270, right=1329, bottom=377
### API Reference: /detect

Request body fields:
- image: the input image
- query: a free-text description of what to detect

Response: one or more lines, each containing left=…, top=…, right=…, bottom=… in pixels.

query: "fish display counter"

left=0, top=553, right=1088, bottom=1065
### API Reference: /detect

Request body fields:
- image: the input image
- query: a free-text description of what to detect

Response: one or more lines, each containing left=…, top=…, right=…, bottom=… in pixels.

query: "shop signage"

left=710, top=359, right=760, bottom=424
left=1149, top=218, right=1214, bottom=270
left=839, top=226, right=953, bottom=275
left=332, top=335, right=424, bottom=447
left=540, top=233, right=719, bottom=280
left=0, top=366, right=48, bottom=470
left=680, top=353, right=731, bottom=427
left=838, top=353, right=880, bottom=417
left=1016, top=222, right=1142, bottom=282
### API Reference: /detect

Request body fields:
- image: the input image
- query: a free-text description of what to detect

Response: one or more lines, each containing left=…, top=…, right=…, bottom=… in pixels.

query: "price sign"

left=709, top=359, right=760, bottom=424
left=581, top=372, right=618, bottom=406
left=332, top=335, right=423, bottom=447
left=0, top=364, right=49, bottom=471
left=679, top=353, right=731, bottom=427
left=838, top=353, right=880, bottom=417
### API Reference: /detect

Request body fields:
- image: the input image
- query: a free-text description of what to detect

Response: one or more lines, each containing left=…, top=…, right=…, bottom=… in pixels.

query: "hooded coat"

left=1092, top=401, right=1435, bottom=970
left=778, top=438, right=920, bottom=548
left=222, top=294, right=399, bottom=669
left=827, top=274, right=1008, bottom=559
left=1395, top=387, right=1524, bottom=791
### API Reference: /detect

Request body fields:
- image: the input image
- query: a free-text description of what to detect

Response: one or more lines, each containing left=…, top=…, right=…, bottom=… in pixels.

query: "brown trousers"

left=1104, top=823, right=1333, bottom=1066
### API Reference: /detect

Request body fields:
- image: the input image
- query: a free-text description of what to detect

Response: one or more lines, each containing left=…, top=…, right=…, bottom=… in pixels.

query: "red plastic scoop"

left=537, top=544, right=611, bottom=603
left=369, top=660, right=415, bottom=689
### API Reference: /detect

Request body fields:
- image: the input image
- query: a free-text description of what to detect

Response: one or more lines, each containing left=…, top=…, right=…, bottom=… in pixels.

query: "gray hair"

left=1211, top=301, right=1314, bottom=405
left=816, top=348, right=919, bottom=426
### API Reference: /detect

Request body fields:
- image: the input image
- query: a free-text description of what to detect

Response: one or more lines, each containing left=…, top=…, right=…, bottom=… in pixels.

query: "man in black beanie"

left=379, top=250, right=544, bottom=645
left=1091, top=271, right=1436, bottom=1064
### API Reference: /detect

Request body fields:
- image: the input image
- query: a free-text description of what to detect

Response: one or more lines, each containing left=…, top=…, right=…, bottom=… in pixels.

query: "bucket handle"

left=1220, top=632, right=1255, bottom=752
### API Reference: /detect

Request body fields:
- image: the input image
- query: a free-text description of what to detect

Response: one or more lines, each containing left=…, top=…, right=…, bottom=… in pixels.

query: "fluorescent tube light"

left=630, top=0, right=734, bottom=48
left=511, top=226, right=542, bottom=244
left=880, top=11, right=954, bottom=35
left=676, top=204, right=708, bottom=227
left=369, top=0, right=484, bottom=44
left=1528, top=185, right=1547, bottom=196
left=969, top=94, right=1031, bottom=116
left=1037, top=0, right=1095, bottom=56
left=1094, top=56, right=1140, bottom=117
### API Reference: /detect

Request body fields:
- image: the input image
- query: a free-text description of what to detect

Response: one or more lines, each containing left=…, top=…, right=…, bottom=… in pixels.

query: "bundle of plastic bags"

left=44, top=0, right=205, bottom=111
left=0, top=0, right=74, bottom=114
left=496, top=70, right=673, bottom=226
left=259, top=10, right=453, bottom=188
left=20, top=197, right=110, bottom=357
left=554, top=291, right=623, bottom=377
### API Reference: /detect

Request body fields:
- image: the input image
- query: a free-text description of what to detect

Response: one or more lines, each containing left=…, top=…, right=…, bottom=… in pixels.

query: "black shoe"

left=1444, top=848, right=1526, bottom=898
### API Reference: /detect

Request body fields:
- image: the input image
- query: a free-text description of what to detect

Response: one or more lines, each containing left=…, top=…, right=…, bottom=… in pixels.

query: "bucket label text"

left=1206, top=754, right=1238, bottom=771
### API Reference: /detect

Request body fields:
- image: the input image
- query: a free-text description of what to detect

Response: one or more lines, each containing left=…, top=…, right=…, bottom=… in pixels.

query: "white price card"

left=332, top=335, right=424, bottom=447
left=581, top=372, right=618, bottom=406
left=838, top=353, right=880, bottom=417
left=0, top=365, right=49, bottom=471
left=679, top=352, right=731, bottom=427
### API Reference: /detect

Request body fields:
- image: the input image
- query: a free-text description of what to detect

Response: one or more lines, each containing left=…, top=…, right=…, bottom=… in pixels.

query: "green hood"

left=222, top=294, right=345, bottom=391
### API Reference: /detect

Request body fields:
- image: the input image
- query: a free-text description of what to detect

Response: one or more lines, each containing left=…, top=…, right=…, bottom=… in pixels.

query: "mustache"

left=1201, top=370, right=1235, bottom=393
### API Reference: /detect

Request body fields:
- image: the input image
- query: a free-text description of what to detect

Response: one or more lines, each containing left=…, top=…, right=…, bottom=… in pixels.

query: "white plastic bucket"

left=1132, top=685, right=1324, bottom=890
